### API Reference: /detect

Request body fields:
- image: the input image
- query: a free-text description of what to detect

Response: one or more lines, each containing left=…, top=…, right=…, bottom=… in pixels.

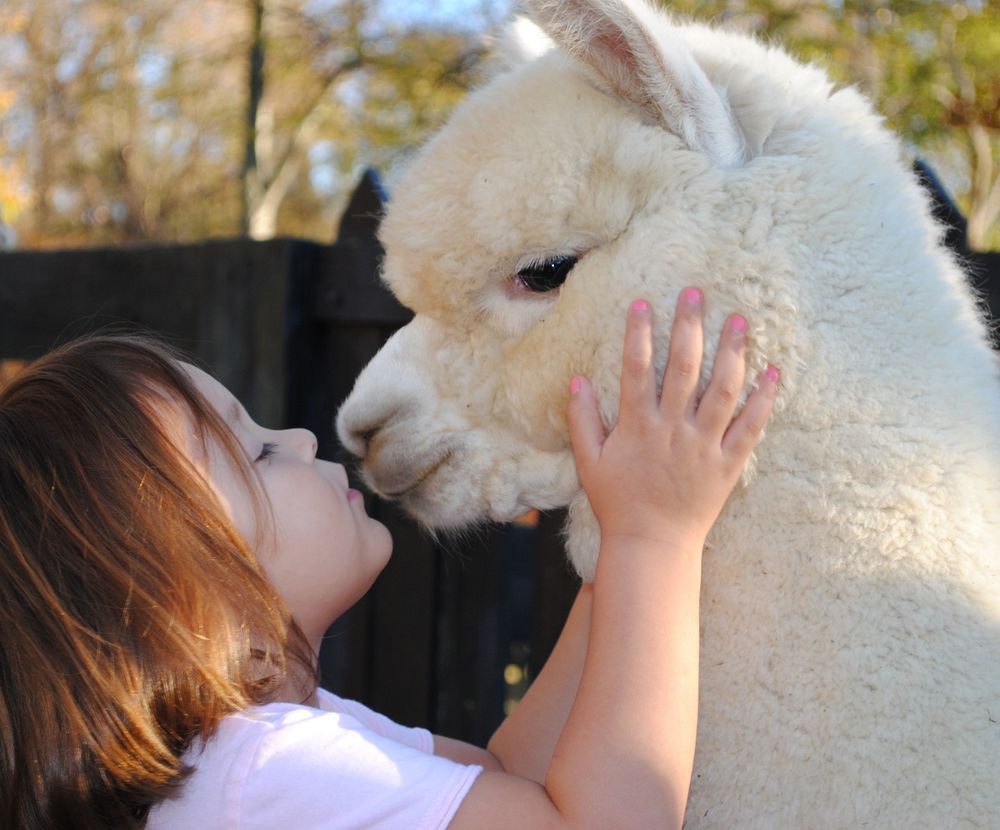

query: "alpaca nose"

left=337, top=409, right=393, bottom=460
left=353, top=425, right=380, bottom=457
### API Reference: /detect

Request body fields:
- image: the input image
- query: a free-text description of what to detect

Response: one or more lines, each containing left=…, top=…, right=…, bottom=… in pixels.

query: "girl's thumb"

left=567, top=376, right=604, bottom=470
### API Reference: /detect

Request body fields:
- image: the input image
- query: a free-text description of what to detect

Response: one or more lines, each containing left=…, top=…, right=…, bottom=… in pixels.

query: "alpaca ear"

left=524, top=0, right=749, bottom=168
left=488, top=16, right=555, bottom=73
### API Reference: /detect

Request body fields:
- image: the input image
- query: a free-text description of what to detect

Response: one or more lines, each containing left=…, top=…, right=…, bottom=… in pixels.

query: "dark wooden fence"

left=0, top=164, right=997, bottom=746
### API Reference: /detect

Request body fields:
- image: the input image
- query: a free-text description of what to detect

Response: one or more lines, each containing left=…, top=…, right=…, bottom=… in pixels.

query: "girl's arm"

left=445, top=289, right=778, bottom=830
left=484, top=582, right=591, bottom=781
left=433, top=582, right=592, bottom=778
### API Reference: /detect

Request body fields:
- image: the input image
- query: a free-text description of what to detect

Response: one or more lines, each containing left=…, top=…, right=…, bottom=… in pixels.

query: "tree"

left=0, top=88, right=26, bottom=237
left=0, top=0, right=245, bottom=246
left=0, top=0, right=487, bottom=246
left=0, top=0, right=994, bottom=248
left=239, top=0, right=484, bottom=239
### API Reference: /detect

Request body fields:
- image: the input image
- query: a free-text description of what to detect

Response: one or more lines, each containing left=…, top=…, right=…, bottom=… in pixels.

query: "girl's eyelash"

left=256, top=442, right=277, bottom=462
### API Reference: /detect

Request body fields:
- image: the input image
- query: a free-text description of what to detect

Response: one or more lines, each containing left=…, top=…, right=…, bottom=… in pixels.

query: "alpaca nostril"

left=343, top=419, right=386, bottom=459
left=337, top=402, right=405, bottom=459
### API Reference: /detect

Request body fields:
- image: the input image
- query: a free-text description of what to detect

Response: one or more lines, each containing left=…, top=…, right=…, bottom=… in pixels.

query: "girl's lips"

left=347, top=488, right=364, bottom=501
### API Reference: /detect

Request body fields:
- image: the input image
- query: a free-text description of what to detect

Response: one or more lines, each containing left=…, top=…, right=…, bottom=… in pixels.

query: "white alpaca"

left=337, top=1, right=1000, bottom=825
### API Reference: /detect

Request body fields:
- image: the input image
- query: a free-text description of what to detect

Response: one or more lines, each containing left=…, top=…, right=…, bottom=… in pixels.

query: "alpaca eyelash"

left=256, top=442, right=277, bottom=463
left=515, top=254, right=578, bottom=293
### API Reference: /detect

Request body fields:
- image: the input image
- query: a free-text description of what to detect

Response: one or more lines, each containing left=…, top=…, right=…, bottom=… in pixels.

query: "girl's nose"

left=285, top=427, right=318, bottom=460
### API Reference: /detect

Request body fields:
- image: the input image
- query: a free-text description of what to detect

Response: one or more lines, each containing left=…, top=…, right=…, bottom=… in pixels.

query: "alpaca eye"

left=515, top=255, right=578, bottom=293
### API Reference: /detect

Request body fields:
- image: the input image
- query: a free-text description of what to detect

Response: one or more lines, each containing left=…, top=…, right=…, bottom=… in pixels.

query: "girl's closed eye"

left=256, top=442, right=277, bottom=463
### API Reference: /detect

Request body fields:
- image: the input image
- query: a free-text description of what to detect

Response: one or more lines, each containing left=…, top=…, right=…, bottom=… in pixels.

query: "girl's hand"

left=454, top=288, right=775, bottom=830
left=567, top=287, right=779, bottom=550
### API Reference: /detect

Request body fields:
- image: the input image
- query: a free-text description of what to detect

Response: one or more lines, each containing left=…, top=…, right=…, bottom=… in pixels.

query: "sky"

left=370, top=0, right=514, bottom=32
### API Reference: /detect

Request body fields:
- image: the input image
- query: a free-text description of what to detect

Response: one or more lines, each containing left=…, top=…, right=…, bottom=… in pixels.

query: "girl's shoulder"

left=312, top=687, right=433, bottom=748
left=185, top=687, right=430, bottom=765
left=223, top=687, right=431, bottom=751
left=146, top=688, right=481, bottom=830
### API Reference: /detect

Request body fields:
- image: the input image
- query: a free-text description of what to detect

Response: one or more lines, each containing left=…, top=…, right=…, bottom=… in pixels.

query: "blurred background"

left=0, top=0, right=997, bottom=742
left=0, top=0, right=997, bottom=250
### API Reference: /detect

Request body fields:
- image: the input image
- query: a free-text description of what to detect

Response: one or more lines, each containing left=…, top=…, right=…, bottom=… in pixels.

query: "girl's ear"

left=525, top=0, right=750, bottom=168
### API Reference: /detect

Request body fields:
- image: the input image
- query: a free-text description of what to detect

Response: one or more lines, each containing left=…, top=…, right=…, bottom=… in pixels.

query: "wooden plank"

left=432, top=524, right=510, bottom=744
left=969, top=251, right=1000, bottom=347
left=337, top=168, right=386, bottom=241
left=309, top=241, right=412, bottom=326
left=365, top=505, right=440, bottom=729
left=0, top=239, right=292, bottom=424
left=529, top=510, right=580, bottom=683
left=914, top=159, right=1000, bottom=346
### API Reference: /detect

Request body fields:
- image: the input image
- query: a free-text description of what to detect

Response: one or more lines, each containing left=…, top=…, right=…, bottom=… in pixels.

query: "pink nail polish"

left=730, top=314, right=748, bottom=334
left=683, top=287, right=702, bottom=305
left=766, top=365, right=780, bottom=383
left=570, top=376, right=583, bottom=394
left=631, top=299, right=650, bottom=313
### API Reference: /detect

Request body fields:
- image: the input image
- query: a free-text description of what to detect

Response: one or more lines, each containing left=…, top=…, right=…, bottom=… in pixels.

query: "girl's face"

left=173, top=364, right=392, bottom=651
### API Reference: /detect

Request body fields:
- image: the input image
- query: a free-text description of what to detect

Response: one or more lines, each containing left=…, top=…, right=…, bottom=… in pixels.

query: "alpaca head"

left=337, top=0, right=868, bottom=577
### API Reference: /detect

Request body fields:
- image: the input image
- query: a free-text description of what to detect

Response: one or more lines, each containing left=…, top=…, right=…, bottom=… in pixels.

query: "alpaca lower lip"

left=374, top=450, right=454, bottom=499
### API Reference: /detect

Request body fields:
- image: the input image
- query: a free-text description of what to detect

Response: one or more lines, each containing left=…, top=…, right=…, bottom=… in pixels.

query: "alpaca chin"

left=394, top=441, right=581, bottom=531
left=565, top=490, right=601, bottom=581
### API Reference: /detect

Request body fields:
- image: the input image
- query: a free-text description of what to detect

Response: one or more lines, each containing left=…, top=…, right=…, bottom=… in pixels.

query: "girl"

left=0, top=288, right=778, bottom=830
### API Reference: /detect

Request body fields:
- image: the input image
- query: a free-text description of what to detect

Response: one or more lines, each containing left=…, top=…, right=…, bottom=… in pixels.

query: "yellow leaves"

left=0, top=12, right=28, bottom=36
left=0, top=89, right=27, bottom=221
left=0, top=164, right=27, bottom=222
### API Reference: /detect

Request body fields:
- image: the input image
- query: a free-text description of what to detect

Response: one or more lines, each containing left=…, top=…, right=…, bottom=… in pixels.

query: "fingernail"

left=683, top=287, right=702, bottom=305
left=570, top=376, right=583, bottom=394
left=766, top=365, right=780, bottom=384
left=631, top=299, right=650, bottom=313
left=730, top=314, right=748, bottom=335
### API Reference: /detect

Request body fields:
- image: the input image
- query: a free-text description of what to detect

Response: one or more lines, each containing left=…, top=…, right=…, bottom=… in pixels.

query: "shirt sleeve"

left=235, top=706, right=482, bottom=830
left=316, top=688, right=433, bottom=753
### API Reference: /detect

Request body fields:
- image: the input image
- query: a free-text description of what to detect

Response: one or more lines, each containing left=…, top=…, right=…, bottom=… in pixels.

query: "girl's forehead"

left=172, top=364, right=254, bottom=480
left=179, top=362, right=236, bottom=420
left=149, top=391, right=201, bottom=463
left=153, top=363, right=235, bottom=465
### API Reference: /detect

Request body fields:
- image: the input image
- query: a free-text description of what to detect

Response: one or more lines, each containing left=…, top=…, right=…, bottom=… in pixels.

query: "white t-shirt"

left=147, top=688, right=482, bottom=830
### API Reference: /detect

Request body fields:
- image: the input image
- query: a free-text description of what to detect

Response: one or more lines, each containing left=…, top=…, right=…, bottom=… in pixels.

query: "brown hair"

left=0, top=333, right=316, bottom=828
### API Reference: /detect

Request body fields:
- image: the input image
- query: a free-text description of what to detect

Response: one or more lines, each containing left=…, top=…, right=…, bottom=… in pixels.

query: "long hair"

left=0, top=333, right=316, bottom=828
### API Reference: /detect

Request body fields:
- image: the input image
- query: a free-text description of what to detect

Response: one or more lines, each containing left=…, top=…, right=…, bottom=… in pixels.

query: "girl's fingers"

left=567, top=375, right=605, bottom=472
left=618, top=299, right=657, bottom=423
left=722, top=365, right=780, bottom=458
left=695, top=314, right=748, bottom=436
left=660, top=287, right=704, bottom=419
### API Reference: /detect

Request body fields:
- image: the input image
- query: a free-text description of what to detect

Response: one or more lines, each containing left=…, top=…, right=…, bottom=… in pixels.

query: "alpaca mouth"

left=371, top=449, right=455, bottom=500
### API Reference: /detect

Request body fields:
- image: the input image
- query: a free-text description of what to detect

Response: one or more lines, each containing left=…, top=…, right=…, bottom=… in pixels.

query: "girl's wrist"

left=598, top=522, right=708, bottom=556
left=595, top=527, right=707, bottom=586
